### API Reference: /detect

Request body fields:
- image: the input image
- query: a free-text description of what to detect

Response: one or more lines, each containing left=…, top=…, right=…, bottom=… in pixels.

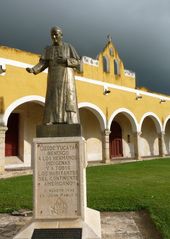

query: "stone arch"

left=108, top=108, right=138, bottom=132
left=3, top=95, right=45, bottom=126
left=163, top=115, right=170, bottom=155
left=3, top=96, right=45, bottom=168
left=139, top=112, right=162, bottom=157
left=108, top=108, right=138, bottom=159
left=163, top=115, right=170, bottom=132
left=78, top=102, right=106, bottom=131
left=78, top=102, right=105, bottom=162
left=139, top=112, right=162, bottom=133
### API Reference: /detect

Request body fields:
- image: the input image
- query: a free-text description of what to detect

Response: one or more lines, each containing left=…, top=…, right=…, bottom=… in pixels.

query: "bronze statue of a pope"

left=26, top=26, right=80, bottom=125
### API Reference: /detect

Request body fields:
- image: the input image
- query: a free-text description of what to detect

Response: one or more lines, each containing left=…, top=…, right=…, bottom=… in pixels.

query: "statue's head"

left=51, top=26, right=63, bottom=45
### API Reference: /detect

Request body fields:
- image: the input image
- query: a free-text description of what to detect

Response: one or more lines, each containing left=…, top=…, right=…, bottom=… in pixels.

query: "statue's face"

left=51, top=29, right=63, bottom=45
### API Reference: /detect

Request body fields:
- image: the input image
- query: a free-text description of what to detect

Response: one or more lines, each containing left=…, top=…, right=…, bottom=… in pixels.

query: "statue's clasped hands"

left=57, top=57, right=67, bottom=65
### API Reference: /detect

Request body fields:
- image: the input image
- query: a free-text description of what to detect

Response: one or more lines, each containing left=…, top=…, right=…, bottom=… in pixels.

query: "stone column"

left=158, top=131, right=165, bottom=157
left=102, top=129, right=111, bottom=164
left=133, top=131, right=141, bottom=160
left=0, top=126, right=7, bottom=171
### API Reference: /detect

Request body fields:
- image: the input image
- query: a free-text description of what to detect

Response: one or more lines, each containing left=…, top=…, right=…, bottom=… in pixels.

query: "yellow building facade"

left=0, top=40, right=170, bottom=171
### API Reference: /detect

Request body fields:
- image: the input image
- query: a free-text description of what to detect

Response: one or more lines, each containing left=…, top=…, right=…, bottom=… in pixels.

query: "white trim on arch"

left=2, top=95, right=45, bottom=126
left=163, top=115, right=170, bottom=132
left=78, top=102, right=106, bottom=130
left=139, top=112, right=162, bottom=133
left=108, top=108, right=138, bottom=132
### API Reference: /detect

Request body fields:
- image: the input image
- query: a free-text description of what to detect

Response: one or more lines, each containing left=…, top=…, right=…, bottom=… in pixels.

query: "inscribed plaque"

left=34, top=142, right=81, bottom=219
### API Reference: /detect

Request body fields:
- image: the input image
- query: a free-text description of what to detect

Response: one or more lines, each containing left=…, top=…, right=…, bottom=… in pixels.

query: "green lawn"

left=0, top=174, right=33, bottom=212
left=87, top=158, right=170, bottom=239
left=0, top=158, right=170, bottom=238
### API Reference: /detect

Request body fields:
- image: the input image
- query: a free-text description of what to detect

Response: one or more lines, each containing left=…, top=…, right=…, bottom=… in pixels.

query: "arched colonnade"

left=0, top=96, right=170, bottom=169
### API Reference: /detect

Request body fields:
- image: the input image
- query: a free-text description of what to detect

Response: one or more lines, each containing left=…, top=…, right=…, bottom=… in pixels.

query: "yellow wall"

left=1, top=43, right=170, bottom=128
left=0, top=46, right=47, bottom=111
left=0, top=46, right=39, bottom=65
left=78, top=41, right=136, bottom=88
left=76, top=79, right=170, bottom=126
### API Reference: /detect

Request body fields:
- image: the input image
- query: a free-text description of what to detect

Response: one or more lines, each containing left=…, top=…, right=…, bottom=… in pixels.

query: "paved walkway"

left=0, top=169, right=33, bottom=179
left=0, top=211, right=162, bottom=239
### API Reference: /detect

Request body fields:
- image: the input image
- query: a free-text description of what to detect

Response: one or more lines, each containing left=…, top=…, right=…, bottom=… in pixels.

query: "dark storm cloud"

left=0, top=0, right=170, bottom=94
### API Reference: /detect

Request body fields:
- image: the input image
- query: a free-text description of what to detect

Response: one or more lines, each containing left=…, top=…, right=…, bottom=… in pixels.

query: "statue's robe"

left=32, top=43, right=80, bottom=124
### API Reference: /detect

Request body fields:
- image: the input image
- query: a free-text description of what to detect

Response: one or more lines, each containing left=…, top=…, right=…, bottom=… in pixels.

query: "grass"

left=87, top=158, right=170, bottom=238
left=0, top=158, right=170, bottom=238
left=0, top=174, right=33, bottom=212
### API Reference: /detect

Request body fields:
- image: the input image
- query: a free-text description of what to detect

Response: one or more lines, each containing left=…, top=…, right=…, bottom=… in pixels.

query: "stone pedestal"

left=36, top=124, right=82, bottom=137
left=14, top=137, right=101, bottom=239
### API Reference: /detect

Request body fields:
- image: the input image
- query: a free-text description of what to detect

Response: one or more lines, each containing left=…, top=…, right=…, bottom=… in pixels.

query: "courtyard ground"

left=0, top=210, right=162, bottom=239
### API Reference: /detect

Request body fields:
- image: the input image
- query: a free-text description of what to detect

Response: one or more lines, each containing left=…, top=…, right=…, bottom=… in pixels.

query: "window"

left=109, top=48, right=114, bottom=56
left=103, top=56, right=110, bottom=73
left=114, top=59, right=120, bottom=75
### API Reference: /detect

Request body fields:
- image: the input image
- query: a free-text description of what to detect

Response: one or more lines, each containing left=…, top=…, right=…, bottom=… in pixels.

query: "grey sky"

left=0, top=0, right=170, bottom=94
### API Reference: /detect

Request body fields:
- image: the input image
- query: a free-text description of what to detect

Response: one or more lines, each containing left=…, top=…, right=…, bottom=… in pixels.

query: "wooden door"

left=110, top=121, right=123, bottom=158
left=5, top=113, right=19, bottom=156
